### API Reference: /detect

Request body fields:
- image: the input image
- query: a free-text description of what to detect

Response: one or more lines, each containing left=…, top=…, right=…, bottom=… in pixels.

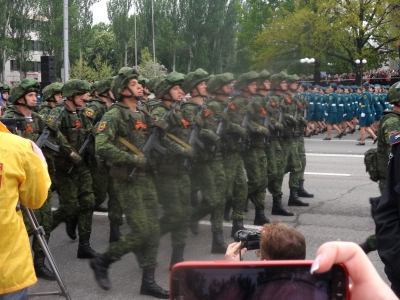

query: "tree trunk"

left=172, top=49, right=176, bottom=71
left=124, top=42, right=128, bottom=67
left=187, top=44, right=191, bottom=73
left=313, top=58, right=321, bottom=84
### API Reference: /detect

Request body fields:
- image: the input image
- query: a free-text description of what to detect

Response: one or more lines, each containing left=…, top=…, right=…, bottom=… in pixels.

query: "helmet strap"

left=48, top=96, right=57, bottom=103
left=195, top=86, right=208, bottom=98
left=121, top=86, right=141, bottom=101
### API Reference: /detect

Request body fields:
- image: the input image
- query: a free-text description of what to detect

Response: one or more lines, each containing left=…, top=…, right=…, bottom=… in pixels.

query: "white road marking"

left=306, top=153, right=363, bottom=158
left=305, top=139, right=375, bottom=143
left=305, top=172, right=351, bottom=177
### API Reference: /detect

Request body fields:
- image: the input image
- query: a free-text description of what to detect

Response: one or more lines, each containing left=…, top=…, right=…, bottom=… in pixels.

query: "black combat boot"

left=231, top=219, right=247, bottom=237
left=211, top=230, right=228, bottom=254
left=190, top=190, right=199, bottom=207
left=109, top=222, right=122, bottom=243
left=170, top=246, right=185, bottom=270
left=288, top=189, right=309, bottom=206
left=254, top=205, right=270, bottom=225
left=140, top=268, right=169, bottom=299
left=65, top=215, right=78, bottom=240
left=370, top=196, right=381, bottom=218
left=189, top=220, right=199, bottom=235
left=298, top=180, right=314, bottom=198
left=94, top=204, right=108, bottom=212
left=34, top=252, right=56, bottom=281
left=244, top=193, right=255, bottom=212
left=90, top=253, right=114, bottom=290
left=271, top=196, right=294, bottom=216
left=77, top=235, right=97, bottom=259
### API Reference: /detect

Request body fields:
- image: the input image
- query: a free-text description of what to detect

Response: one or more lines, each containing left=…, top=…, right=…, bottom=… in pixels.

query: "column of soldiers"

left=1, top=69, right=319, bottom=299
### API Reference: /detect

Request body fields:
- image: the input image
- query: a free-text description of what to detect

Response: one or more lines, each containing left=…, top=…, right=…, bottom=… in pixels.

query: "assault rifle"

left=239, top=98, right=255, bottom=147
left=67, top=122, right=99, bottom=174
left=293, top=104, right=299, bottom=133
left=211, top=103, right=230, bottom=155
left=128, top=102, right=178, bottom=180
left=183, top=105, right=205, bottom=171
left=35, top=107, right=66, bottom=152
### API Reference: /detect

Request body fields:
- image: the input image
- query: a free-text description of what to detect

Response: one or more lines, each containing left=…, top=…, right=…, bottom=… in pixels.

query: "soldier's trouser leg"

left=281, top=138, right=302, bottom=189
left=23, top=189, right=52, bottom=252
left=156, top=174, right=191, bottom=248
left=107, top=175, right=159, bottom=269
left=191, top=160, right=226, bottom=232
left=223, top=152, right=247, bottom=220
left=297, top=136, right=306, bottom=180
left=52, top=165, right=95, bottom=237
left=267, top=140, right=284, bottom=197
left=90, top=161, right=109, bottom=207
left=107, top=177, right=123, bottom=226
left=379, top=178, right=386, bottom=195
left=366, top=234, right=377, bottom=251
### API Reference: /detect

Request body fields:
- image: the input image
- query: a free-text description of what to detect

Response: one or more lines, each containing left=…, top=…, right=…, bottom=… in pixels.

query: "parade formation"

left=0, top=69, right=393, bottom=299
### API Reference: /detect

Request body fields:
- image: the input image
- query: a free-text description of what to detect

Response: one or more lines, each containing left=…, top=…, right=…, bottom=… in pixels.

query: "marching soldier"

left=90, top=67, right=169, bottom=298
left=38, top=83, right=63, bottom=116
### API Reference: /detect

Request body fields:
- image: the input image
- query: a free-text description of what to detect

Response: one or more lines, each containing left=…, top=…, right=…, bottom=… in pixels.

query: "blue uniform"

left=325, top=92, right=338, bottom=124
left=343, top=94, right=353, bottom=121
left=336, top=92, right=345, bottom=124
left=359, top=91, right=372, bottom=127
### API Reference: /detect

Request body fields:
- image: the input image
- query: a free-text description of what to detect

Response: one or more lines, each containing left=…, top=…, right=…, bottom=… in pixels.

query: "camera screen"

left=171, top=264, right=347, bottom=300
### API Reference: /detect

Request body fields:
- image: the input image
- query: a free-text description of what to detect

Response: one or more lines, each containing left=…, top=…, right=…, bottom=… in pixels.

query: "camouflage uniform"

left=49, top=80, right=97, bottom=258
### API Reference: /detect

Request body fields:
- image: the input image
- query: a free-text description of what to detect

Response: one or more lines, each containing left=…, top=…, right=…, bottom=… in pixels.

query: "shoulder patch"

left=329, top=96, right=332, bottom=100
left=390, top=131, right=400, bottom=146
left=85, top=108, right=95, bottom=117
left=98, top=122, right=107, bottom=132
left=364, top=95, right=367, bottom=99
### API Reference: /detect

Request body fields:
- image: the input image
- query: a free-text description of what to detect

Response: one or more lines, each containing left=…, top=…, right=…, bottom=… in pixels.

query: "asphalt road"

left=29, top=130, right=384, bottom=299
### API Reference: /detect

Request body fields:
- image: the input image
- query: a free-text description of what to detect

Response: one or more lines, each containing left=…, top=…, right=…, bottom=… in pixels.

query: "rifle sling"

left=116, top=136, right=145, bottom=157
left=166, top=133, right=191, bottom=149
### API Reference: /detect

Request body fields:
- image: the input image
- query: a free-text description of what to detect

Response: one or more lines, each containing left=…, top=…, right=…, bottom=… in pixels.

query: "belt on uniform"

left=339, top=104, right=344, bottom=106
left=317, top=102, right=321, bottom=104
left=347, top=104, right=350, bottom=106
left=331, top=104, right=336, bottom=106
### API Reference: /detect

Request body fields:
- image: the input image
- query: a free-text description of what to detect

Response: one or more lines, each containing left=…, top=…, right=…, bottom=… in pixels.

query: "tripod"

left=23, top=206, right=72, bottom=300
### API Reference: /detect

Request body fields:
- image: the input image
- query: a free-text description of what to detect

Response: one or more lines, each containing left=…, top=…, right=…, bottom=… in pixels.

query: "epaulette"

left=390, top=131, right=400, bottom=146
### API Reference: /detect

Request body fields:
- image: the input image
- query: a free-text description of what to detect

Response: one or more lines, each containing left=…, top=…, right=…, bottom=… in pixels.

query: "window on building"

left=26, top=61, right=41, bottom=72
left=10, top=60, right=19, bottom=71
left=29, top=40, right=45, bottom=52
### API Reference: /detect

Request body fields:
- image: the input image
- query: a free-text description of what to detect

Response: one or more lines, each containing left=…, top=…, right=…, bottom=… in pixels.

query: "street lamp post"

left=355, top=59, right=367, bottom=86
left=300, top=58, right=315, bottom=83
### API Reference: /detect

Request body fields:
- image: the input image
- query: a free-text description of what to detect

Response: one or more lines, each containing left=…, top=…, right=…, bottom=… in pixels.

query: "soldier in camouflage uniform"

left=1, top=78, right=60, bottom=280
left=49, top=79, right=98, bottom=259
left=150, top=72, right=195, bottom=268
left=143, top=76, right=162, bottom=111
left=89, top=81, right=100, bottom=102
left=265, top=74, right=293, bottom=216
left=231, top=71, right=270, bottom=225
left=1, top=84, right=10, bottom=115
left=360, top=82, right=400, bottom=254
left=274, top=72, right=308, bottom=207
left=286, top=75, right=314, bottom=198
left=90, top=67, right=169, bottom=298
left=181, top=68, right=228, bottom=254
left=38, top=83, right=63, bottom=116
left=207, top=73, right=248, bottom=237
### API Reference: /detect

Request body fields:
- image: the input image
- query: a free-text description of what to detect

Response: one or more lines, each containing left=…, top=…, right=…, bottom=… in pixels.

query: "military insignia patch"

left=364, top=95, right=367, bottom=99
left=85, top=109, right=94, bottom=117
left=203, top=108, right=213, bottom=117
left=98, top=122, right=107, bottom=132
left=48, top=115, right=56, bottom=121
left=270, top=101, right=276, bottom=107
left=390, top=131, right=400, bottom=146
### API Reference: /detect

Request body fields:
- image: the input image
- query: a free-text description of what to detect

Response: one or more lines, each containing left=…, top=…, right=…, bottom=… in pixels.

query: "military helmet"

left=0, top=84, right=3, bottom=92
left=182, top=68, right=209, bottom=94
left=2, top=84, right=10, bottom=93
left=207, top=73, right=234, bottom=94
left=388, top=81, right=400, bottom=104
left=11, top=78, right=40, bottom=104
left=111, top=67, right=140, bottom=102
left=257, top=70, right=271, bottom=86
left=97, top=77, right=115, bottom=95
left=62, top=79, right=91, bottom=98
left=234, top=71, right=259, bottom=91
left=147, top=77, right=159, bottom=93
left=154, top=72, right=185, bottom=99
left=90, top=81, right=99, bottom=95
left=43, top=82, right=63, bottom=101
left=138, top=75, right=149, bottom=88
left=269, top=71, right=288, bottom=89
left=286, top=74, right=300, bottom=84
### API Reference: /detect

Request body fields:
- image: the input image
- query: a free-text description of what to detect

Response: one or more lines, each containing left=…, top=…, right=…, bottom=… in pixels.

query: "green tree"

left=137, top=47, right=167, bottom=78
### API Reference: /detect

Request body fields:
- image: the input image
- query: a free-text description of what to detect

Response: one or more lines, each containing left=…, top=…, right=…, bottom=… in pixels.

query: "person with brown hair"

left=226, top=221, right=305, bottom=261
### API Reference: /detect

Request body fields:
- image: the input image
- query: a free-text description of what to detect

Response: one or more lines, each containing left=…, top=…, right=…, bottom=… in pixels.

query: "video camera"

left=234, top=230, right=261, bottom=250
left=1, top=117, right=25, bottom=134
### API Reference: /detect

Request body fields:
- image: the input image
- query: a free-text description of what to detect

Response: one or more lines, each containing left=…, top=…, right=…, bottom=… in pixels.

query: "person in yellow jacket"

left=0, top=121, right=51, bottom=299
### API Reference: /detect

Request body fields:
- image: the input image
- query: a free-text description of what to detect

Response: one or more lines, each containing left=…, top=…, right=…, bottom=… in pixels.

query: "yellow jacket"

left=0, top=122, right=51, bottom=294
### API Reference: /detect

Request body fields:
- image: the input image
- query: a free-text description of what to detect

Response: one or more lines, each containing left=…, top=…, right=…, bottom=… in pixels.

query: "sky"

left=91, top=0, right=110, bottom=25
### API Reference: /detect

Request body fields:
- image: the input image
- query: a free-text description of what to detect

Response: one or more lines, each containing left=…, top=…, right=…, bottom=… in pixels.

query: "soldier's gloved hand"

left=219, top=111, right=229, bottom=122
left=275, top=122, right=284, bottom=132
left=343, top=114, right=346, bottom=117
left=237, top=127, right=248, bottom=139
left=299, top=116, right=308, bottom=126
left=244, top=105, right=254, bottom=115
left=183, top=148, right=195, bottom=159
left=256, top=127, right=269, bottom=137
left=325, top=112, right=328, bottom=116
left=69, top=152, right=82, bottom=166
left=288, top=115, right=299, bottom=126
left=90, top=126, right=98, bottom=136
left=154, top=119, right=169, bottom=132
left=129, top=154, right=147, bottom=169
left=193, top=116, right=204, bottom=128
left=46, top=119, right=58, bottom=131
left=361, top=113, right=366, bottom=117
